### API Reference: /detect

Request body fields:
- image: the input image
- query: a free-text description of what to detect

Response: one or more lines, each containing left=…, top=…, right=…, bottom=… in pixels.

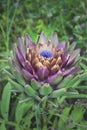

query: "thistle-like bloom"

left=12, top=32, right=80, bottom=86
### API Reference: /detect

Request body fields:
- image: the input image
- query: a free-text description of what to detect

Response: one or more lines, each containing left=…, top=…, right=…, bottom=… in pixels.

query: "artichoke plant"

left=10, top=32, right=80, bottom=88
left=6, top=32, right=81, bottom=129
left=8, top=32, right=81, bottom=99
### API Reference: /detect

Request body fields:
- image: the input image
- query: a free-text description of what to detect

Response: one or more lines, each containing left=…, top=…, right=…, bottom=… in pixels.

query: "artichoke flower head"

left=12, top=32, right=80, bottom=87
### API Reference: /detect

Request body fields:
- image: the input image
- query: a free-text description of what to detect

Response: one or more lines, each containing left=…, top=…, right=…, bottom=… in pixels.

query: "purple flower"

left=12, top=32, right=80, bottom=86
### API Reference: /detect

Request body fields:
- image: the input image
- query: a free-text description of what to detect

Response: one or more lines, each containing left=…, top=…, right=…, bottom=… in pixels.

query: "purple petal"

left=66, top=49, right=80, bottom=66
left=25, top=34, right=35, bottom=48
left=37, top=32, right=48, bottom=44
left=12, top=59, right=21, bottom=73
left=61, top=54, right=70, bottom=68
left=24, top=60, right=33, bottom=74
left=18, top=37, right=26, bottom=56
left=47, top=70, right=62, bottom=85
left=22, top=69, right=34, bottom=80
left=68, top=42, right=76, bottom=53
left=66, top=57, right=76, bottom=66
left=56, top=41, right=66, bottom=51
left=15, top=46, right=25, bottom=66
left=63, top=67, right=78, bottom=76
left=49, top=32, right=59, bottom=45
left=70, top=49, right=80, bottom=56
left=36, top=67, right=49, bottom=81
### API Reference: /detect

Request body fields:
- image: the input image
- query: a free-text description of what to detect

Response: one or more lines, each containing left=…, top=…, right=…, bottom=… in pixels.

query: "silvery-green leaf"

left=1, top=82, right=11, bottom=120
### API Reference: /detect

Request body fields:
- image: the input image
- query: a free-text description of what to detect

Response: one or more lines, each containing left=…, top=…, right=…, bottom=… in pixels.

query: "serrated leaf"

left=39, top=84, right=52, bottom=96
left=1, top=82, right=11, bottom=120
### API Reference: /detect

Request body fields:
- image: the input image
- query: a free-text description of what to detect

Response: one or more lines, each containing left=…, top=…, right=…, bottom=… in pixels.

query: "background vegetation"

left=0, top=0, right=87, bottom=130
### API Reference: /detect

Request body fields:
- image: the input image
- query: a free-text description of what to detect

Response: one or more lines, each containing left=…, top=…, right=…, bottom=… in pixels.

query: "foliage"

left=0, top=0, right=87, bottom=130
left=0, top=72, right=87, bottom=130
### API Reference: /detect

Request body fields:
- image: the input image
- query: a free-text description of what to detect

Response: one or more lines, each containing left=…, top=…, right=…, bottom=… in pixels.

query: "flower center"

left=40, top=51, right=52, bottom=58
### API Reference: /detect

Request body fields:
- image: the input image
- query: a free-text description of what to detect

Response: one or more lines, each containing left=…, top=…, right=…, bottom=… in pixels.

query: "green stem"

left=42, top=114, right=48, bottom=130
left=5, top=121, right=17, bottom=127
left=0, top=118, right=17, bottom=127
left=35, top=105, right=41, bottom=130
left=6, top=0, right=10, bottom=53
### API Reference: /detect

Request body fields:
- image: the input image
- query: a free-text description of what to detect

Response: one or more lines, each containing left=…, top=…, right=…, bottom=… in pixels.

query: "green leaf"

left=66, top=93, right=87, bottom=98
left=79, top=73, right=87, bottom=81
left=70, top=105, right=85, bottom=123
left=8, top=78, right=24, bottom=92
left=15, top=126, right=21, bottom=130
left=0, top=101, right=1, bottom=115
left=50, top=88, right=66, bottom=98
left=20, top=111, right=34, bottom=129
left=81, top=57, right=87, bottom=62
left=15, top=101, right=33, bottom=124
left=13, top=71, right=25, bottom=86
left=71, top=80, right=80, bottom=88
left=4, top=69, right=15, bottom=79
left=53, top=75, right=63, bottom=84
left=53, top=117, right=58, bottom=128
left=59, top=76, right=72, bottom=88
left=8, top=57, right=25, bottom=86
left=77, top=85, right=87, bottom=89
left=68, top=76, right=80, bottom=87
left=57, top=96, right=66, bottom=104
left=0, top=123, right=6, bottom=130
left=65, top=91, right=79, bottom=96
left=1, top=82, right=11, bottom=120
left=41, top=96, right=48, bottom=108
left=80, top=62, right=87, bottom=71
left=31, top=79, right=40, bottom=90
left=59, top=75, right=81, bottom=89
left=25, top=85, right=37, bottom=97
left=39, top=84, right=53, bottom=96
left=58, top=107, right=71, bottom=130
